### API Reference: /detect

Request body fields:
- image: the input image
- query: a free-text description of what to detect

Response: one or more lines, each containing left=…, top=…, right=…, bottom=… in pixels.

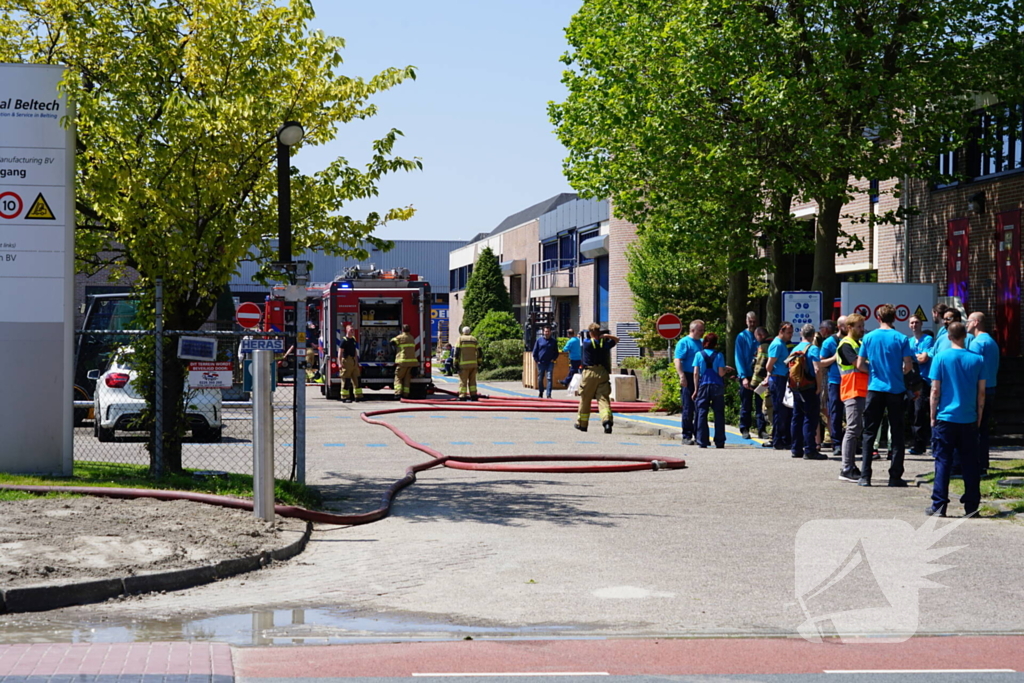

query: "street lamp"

left=276, top=121, right=304, bottom=265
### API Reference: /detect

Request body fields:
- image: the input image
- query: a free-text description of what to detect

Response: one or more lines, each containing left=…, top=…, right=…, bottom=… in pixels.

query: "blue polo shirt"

left=967, top=332, right=999, bottom=388
left=929, top=348, right=985, bottom=423
left=734, top=329, right=757, bottom=379
left=693, top=348, right=725, bottom=386
left=930, top=329, right=952, bottom=359
left=674, top=335, right=703, bottom=372
left=791, top=340, right=821, bottom=382
left=768, top=337, right=791, bottom=377
left=563, top=335, right=582, bottom=362
left=909, top=333, right=934, bottom=384
left=819, top=334, right=841, bottom=385
left=858, top=327, right=912, bottom=393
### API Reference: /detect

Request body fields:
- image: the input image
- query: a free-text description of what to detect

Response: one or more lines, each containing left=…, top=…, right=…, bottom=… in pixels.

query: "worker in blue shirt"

left=816, top=318, right=845, bottom=456
left=692, top=333, right=731, bottom=448
left=789, top=324, right=826, bottom=460
left=763, top=322, right=795, bottom=450
left=927, top=321, right=986, bottom=517
left=908, top=316, right=934, bottom=454
left=735, top=311, right=765, bottom=440
left=531, top=325, right=559, bottom=399
left=967, top=312, right=1000, bottom=472
left=673, top=320, right=705, bottom=445
left=560, top=328, right=583, bottom=389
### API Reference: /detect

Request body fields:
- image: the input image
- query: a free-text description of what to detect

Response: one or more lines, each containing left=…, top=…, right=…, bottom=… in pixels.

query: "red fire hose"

left=1, top=389, right=684, bottom=525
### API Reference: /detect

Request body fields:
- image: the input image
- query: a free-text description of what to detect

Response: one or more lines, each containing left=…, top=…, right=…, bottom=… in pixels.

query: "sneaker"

left=838, top=469, right=860, bottom=483
left=908, top=448, right=926, bottom=455
left=790, top=451, right=803, bottom=458
left=740, top=429, right=750, bottom=440
left=758, top=429, right=770, bottom=440
left=850, top=467, right=862, bottom=479
left=803, top=452, right=828, bottom=460
left=925, top=505, right=947, bottom=517
left=872, top=450, right=882, bottom=460
left=887, top=478, right=909, bottom=488
left=685, top=438, right=696, bottom=446
left=832, top=448, right=842, bottom=457
left=760, top=441, right=775, bottom=448
left=858, top=477, right=872, bottom=487
left=603, top=421, right=613, bottom=434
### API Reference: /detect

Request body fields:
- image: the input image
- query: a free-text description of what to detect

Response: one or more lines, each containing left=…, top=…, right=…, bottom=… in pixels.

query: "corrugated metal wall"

left=229, top=240, right=466, bottom=293
left=538, top=198, right=609, bottom=241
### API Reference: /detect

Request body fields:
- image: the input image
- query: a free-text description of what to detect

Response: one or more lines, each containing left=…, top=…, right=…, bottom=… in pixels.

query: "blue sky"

left=296, top=0, right=582, bottom=243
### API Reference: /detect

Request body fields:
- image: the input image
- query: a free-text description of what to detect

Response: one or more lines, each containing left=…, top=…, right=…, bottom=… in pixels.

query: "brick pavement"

left=0, top=642, right=232, bottom=682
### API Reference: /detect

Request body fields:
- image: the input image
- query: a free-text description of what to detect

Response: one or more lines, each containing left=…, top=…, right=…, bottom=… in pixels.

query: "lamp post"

left=276, top=121, right=304, bottom=264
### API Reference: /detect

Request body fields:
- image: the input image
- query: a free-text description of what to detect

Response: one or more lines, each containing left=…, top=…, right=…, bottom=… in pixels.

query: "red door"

left=947, top=218, right=970, bottom=305
left=996, top=209, right=1021, bottom=356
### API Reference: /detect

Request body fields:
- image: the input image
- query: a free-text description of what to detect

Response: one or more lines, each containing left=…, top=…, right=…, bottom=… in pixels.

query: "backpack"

left=786, top=348, right=816, bottom=392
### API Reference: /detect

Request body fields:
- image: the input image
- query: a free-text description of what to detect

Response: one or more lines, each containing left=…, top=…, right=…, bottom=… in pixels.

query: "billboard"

left=431, top=303, right=449, bottom=346
left=840, top=282, right=937, bottom=335
left=0, top=64, right=75, bottom=474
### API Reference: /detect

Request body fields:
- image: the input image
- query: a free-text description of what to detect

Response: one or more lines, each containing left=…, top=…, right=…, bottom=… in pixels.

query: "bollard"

left=252, top=349, right=275, bottom=521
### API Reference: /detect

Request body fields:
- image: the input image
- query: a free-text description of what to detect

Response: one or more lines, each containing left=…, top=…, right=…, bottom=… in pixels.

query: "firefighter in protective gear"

left=455, top=326, right=481, bottom=401
left=390, top=323, right=418, bottom=398
left=339, top=324, right=363, bottom=402
left=576, top=323, right=618, bottom=433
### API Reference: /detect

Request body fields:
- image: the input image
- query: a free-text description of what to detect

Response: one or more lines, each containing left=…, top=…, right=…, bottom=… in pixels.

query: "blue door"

left=595, top=255, right=609, bottom=325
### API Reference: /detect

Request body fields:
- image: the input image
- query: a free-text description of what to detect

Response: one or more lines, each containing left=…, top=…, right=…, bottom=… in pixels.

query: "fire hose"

left=1, top=389, right=685, bottom=525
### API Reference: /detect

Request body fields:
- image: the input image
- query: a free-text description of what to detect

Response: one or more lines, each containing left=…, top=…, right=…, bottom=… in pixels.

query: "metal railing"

left=529, top=259, right=577, bottom=292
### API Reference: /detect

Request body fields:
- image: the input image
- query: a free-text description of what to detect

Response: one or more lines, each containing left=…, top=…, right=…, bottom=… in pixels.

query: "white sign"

left=782, top=291, right=823, bottom=330
left=241, top=337, right=285, bottom=352
left=840, top=282, right=937, bottom=335
left=188, top=362, right=233, bottom=389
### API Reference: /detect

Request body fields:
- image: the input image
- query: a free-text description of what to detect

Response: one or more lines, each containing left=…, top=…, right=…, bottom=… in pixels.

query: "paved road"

left=3, top=379, right=1022, bottom=648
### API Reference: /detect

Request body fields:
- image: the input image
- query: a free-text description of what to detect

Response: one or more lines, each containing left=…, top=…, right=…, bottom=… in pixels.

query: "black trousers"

left=861, top=391, right=906, bottom=482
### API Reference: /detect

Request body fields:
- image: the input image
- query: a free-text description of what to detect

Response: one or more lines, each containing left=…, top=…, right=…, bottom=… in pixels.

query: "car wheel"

left=97, top=425, right=115, bottom=442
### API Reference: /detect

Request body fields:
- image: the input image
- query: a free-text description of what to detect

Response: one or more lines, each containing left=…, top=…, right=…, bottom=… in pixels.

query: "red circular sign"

left=0, top=191, right=23, bottom=220
left=873, top=304, right=887, bottom=321
left=853, top=304, right=870, bottom=317
left=656, top=313, right=683, bottom=340
left=895, top=304, right=910, bottom=321
left=235, top=302, right=263, bottom=329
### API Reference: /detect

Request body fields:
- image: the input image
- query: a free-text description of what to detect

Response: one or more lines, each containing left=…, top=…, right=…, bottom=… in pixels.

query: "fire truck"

left=320, top=266, right=433, bottom=400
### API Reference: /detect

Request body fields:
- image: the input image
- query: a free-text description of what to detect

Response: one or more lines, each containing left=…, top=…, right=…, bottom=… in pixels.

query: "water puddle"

left=0, top=607, right=580, bottom=646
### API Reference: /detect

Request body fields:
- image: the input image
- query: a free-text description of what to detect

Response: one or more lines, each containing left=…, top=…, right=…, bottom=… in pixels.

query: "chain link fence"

left=73, top=329, right=297, bottom=480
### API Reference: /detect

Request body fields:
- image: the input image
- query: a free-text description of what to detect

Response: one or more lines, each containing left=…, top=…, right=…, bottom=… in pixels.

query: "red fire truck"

left=320, top=266, right=433, bottom=400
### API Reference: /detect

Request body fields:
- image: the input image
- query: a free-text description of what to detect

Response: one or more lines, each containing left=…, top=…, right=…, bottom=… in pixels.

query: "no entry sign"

left=235, top=301, right=263, bottom=329
left=656, top=313, right=682, bottom=340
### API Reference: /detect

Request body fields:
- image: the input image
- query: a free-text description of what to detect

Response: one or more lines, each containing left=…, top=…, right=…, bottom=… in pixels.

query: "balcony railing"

left=530, top=259, right=576, bottom=293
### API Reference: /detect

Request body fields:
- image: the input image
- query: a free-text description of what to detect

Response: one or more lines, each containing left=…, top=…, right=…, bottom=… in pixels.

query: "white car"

left=88, top=348, right=223, bottom=443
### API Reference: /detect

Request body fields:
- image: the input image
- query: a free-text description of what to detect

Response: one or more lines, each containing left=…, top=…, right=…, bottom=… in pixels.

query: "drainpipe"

left=902, top=174, right=911, bottom=282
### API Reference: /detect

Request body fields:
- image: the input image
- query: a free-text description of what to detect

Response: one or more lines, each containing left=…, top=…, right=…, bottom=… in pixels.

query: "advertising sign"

left=431, top=303, right=449, bottom=346
left=188, top=362, right=233, bottom=389
left=782, top=291, right=823, bottom=330
left=840, top=282, right=937, bottom=335
left=0, top=64, right=75, bottom=474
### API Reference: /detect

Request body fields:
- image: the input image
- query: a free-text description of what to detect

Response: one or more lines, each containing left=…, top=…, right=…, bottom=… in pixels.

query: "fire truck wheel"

left=409, top=384, right=428, bottom=401
left=326, top=384, right=341, bottom=400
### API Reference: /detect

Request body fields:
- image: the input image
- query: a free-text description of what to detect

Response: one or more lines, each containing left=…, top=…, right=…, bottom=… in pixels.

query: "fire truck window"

left=359, top=301, right=402, bottom=363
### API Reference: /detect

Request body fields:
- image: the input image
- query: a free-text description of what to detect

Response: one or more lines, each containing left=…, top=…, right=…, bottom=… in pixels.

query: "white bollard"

left=252, top=349, right=275, bottom=521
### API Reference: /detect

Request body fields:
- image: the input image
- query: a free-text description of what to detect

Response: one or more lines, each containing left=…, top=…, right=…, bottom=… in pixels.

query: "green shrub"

left=486, top=338, right=524, bottom=369
left=473, top=311, right=521, bottom=370
left=653, top=365, right=742, bottom=427
left=478, top=365, right=523, bottom=381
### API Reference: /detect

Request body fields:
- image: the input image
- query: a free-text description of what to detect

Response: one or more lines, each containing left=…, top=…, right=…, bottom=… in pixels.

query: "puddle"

left=0, top=607, right=580, bottom=646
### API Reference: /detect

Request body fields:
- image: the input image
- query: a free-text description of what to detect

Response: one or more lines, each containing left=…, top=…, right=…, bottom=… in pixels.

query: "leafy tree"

left=0, top=0, right=420, bottom=473
left=461, top=246, right=513, bottom=331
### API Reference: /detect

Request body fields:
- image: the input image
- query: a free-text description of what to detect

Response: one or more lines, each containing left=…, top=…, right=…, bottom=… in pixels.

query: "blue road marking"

left=333, top=416, right=352, bottom=419
left=493, top=416, right=509, bottom=420
left=523, top=417, right=540, bottom=421
left=492, top=442, right=514, bottom=445
left=450, top=441, right=472, bottom=445
left=535, top=441, right=556, bottom=444
left=618, top=413, right=763, bottom=447
left=429, top=415, right=446, bottom=419
left=324, top=443, right=346, bottom=447
left=554, top=417, right=571, bottom=421
left=659, top=443, right=680, bottom=447
left=366, top=443, right=387, bottom=447
left=618, top=442, right=641, bottom=446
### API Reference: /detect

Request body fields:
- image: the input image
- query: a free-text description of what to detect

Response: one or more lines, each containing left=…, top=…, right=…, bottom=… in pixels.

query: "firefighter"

left=575, top=323, right=618, bottom=434
left=390, top=323, right=417, bottom=398
left=339, top=324, right=362, bottom=402
left=455, top=326, right=481, bottom=401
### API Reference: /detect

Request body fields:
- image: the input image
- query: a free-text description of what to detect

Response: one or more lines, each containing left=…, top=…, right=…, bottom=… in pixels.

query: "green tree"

left=461, top=246, right=513, bottom=331
left=1, top=0, right=420, bottom=473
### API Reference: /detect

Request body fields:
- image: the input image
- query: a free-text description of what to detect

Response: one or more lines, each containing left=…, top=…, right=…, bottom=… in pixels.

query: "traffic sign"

left=854, top=304, right=871, bottom=317
left=235, top=301, right=262, bottom=329
left=240, top=337, right=285, bottom=352
left=0, top=191, right=22, bottom=219
left=24, top=192, right=55, bottom=220
left=656, top=313, right=682, bottom=340
left=895, top=304, right=910, bottom=321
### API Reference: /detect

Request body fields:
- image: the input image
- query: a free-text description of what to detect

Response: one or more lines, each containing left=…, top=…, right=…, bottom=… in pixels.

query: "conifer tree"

left=461, top=246, right=513, bottom=331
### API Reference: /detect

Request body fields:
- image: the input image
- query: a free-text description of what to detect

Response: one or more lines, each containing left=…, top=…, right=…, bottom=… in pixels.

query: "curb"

left=0, top=520, right=312, bottom=615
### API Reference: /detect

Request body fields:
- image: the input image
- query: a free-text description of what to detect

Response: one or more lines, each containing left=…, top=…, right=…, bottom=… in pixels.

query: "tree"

left=0, top=0, right=420, bottom=473
left=471, top=311, right=521, bottom=371
left=461, top=246, right=513, bottom=332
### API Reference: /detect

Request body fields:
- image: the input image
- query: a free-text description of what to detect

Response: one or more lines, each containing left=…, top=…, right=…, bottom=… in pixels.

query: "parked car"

left=87, top=348, right=223, bottom=443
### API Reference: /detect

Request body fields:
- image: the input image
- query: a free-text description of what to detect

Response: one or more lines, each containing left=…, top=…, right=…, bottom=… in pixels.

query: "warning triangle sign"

left=25, top=193, right=55, bottom=220
left=914, top=305, right=927, bottom=321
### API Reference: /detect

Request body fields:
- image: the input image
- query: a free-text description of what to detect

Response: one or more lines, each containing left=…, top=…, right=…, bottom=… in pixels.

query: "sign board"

left=840, top=282, right=937, bottom=335
left=782, top=291, right=823, bottom=331
left=188, top=361, right=233, bottom=389
left=656, top=313, right=682, bottom=339
left=235, top=301, right=262, bottom=329
left=240, top=337, right=285, bottom=353
left=177, top=336, right=217, bottom=362
left=431, top=303, right=449, bottom=345
left=0, top=64, right=75, bottom=475
left=243, top=359, right=277, bottom=392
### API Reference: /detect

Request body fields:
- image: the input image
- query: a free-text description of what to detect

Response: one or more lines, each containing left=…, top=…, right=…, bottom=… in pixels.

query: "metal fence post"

left=252, top=349, right=275, bottom=521
left=154, top=278, right=164, bottom=478
left=295, top=302, right=306, bottom=485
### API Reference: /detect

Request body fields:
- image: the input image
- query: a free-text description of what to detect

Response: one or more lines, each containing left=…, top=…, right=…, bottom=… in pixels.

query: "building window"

left=448, top=264, right=473, bottom=291
left=558, top=230, right=576, bottom=269
left=542, top=239, right=558, bottom=271
left=577, top=228, right=599, bottom=265
left=974, top=103, right=1023, bottom=179
left=869, top=179, right=879, bottom=204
